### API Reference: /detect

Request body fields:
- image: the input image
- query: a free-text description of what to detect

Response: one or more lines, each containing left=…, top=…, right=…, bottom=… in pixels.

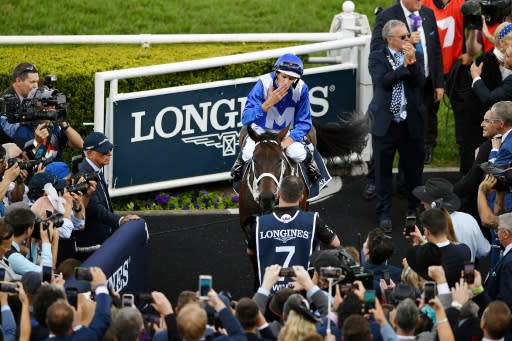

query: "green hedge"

left=0, top=43, right=294, bottom=158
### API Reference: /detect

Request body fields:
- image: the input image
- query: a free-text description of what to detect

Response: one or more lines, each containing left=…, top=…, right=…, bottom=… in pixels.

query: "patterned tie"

left=390, top=52, right=404, bottom=120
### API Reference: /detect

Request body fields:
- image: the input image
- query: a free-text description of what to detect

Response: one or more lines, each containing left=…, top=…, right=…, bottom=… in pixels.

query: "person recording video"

left=0, top=62, right=83, bottom=161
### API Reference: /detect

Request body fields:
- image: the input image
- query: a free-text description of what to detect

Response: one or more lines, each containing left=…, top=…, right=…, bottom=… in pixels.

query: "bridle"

left=247, top=139, right=296, bottom=202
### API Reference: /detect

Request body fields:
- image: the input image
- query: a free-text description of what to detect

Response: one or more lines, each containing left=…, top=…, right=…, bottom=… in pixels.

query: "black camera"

left=66, top=182, right=88, bottom=194
left=462, top=0, right=512, bottom=29
left=0, top=79, right=69, bottom=124
left=32, top=212, right=64, bottom=239
left=72, top=172, right=99, bottom=184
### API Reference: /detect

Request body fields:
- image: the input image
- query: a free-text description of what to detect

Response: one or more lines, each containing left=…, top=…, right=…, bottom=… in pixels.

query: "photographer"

left=3, top=142, right=31, bottom=204
left=4, top=203, right=57, bottom=275
left=0, top=62, right=83, bottom=161
left=45, top=267, right=112, bottom=339
left=0, top=145, right=21, bottom=216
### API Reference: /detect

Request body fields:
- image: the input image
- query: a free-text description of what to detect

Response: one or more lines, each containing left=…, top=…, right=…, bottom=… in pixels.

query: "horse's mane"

left=257, top=132, right=281, bottom=144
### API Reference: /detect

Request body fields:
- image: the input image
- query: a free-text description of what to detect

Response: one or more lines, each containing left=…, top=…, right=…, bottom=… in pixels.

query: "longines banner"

left=111, top=65, right=356, bottom=189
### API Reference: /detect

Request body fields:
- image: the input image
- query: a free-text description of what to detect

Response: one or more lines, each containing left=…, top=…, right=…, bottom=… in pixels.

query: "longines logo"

left=129, top=85, right=334, bottom=156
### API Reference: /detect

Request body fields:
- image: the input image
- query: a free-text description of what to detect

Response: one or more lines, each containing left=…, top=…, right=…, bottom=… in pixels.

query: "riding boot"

left=304, top=151, right=321, bottom=182
left=230, top=155, right=246, bottom=181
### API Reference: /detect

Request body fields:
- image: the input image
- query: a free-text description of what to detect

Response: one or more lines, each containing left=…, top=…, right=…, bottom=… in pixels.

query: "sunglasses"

left=391, top=33, right=411, bottom=40
left=276, top=61, right=302, bottom=72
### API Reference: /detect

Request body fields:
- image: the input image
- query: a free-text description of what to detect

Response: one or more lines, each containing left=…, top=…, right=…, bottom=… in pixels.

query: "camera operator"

left=4, top=203, right=57, bottom=275
left=0, top=62, right=83, bottom=161
left=2, top=142, right=30, bottom=205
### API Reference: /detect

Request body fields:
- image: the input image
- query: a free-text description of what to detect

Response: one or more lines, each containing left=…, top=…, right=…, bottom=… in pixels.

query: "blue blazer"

left=473, top=74, right=512, bottom=107
left=76, top=160, right=121, bottom=248
left=367, top=47, right=426, bottom=137
left=489, top=131, right=512, bottom=167
left=44, top=292, right=111, bottom=341
left=370, top=3, right=444, bottom=88
left=485, top=249, right=512, bottom=308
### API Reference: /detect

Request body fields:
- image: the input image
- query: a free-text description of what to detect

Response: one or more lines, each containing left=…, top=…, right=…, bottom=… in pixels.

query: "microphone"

left=461, top=0, right=481, bottom=16
left=411, top=14, right=422, bottom=32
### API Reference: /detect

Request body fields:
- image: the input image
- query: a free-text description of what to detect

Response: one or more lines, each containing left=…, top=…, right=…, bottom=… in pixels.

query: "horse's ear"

left=278, top=125, right=290, bottom=141
left=247, top=125, right=259, bottom=141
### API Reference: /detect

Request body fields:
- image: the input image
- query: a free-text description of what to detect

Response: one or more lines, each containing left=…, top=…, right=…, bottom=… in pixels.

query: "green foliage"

left=112, top=189, right=239, bottom=211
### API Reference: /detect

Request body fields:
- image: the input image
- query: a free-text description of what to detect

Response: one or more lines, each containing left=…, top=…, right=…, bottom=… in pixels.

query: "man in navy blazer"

left=75, top=132, right=140, bottom=259
left=484, top=101, right=512, bottom=168
left=371, top=0, right=444, bottom=164
left=484, top=212, right=512, bottom=308
left=368, top=19, right=426, bottom=230
left=45, top=267, right=112, bottom=340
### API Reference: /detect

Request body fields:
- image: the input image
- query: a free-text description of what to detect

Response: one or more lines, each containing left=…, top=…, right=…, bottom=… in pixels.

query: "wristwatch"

left=60, top=121, right=70, bottom=130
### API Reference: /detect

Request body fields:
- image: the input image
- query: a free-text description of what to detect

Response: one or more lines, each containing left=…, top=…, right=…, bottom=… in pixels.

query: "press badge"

left=400, top=111, right=407, bottom=120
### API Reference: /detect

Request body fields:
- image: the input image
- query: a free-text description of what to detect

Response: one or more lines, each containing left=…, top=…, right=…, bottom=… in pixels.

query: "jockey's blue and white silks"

left=256, top=210, right=317, bottom=293
left=242, top=72, right=312, bottom=143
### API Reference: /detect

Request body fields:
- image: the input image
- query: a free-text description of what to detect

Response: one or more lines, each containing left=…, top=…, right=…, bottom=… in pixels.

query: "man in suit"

left=484, top=212, right=512, bottom=308
left=482, top=101, right=512, bottom=167
left=371, top=0, right=444, bottom=165
left=75, top=132, right=139, bottom=259
left=368, top=19, right=425, bottom=231
left=45, top=267, right=111, bottom=340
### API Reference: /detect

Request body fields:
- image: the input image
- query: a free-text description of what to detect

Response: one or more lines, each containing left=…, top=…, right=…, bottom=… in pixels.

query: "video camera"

left=32, top=211, right=64, bottom=240
left=0, top=74, right=69, bottom=124
left=462, top=0, right=512, bottom=30
left=312, top=248, right=374, bottom=287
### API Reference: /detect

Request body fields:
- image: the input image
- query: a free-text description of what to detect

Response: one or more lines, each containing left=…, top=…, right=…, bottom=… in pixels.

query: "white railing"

left=0, top=33, right=346, bottom=46
left=94, top=37, right=372, bottom=133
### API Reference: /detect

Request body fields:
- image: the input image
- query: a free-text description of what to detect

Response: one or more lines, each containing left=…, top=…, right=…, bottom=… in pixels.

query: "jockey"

left=230, top=53, right=321, bottom=183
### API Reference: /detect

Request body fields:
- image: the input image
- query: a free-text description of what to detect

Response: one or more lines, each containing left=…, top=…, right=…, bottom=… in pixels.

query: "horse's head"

left=247, top=125, right=289, bottom=213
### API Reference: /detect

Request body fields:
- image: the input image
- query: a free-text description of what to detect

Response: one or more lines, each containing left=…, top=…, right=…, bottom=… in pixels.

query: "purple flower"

left=154, top=193, right=170, bottom=205
left=231, top=194, right=240, bottom=203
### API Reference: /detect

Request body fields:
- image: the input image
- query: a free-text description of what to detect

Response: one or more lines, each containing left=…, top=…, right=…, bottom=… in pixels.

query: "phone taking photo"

left=66, top=287, right=78, bottom=309
left=364, top=290, right=376, bottom=313
left=464, top=262, right=475, bottom=284
left=42, top=265, right=52, bottom=283
left=199, top=275, right=212, bottom=300
left=382, top=269, right=391, bottom=285
left=74, top=267, right=92, bottom=282
left=122, top=293, right=135, bottom=308
left=423, top=281, right=436, bottom=302
left=405, top=215, right=416, bottom=236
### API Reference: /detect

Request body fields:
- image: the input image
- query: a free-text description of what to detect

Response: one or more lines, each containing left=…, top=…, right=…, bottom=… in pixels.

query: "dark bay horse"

left=238, top=115, right=369, bottom=237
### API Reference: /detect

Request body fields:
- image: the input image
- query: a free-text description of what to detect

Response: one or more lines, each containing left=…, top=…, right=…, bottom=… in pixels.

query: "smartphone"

left=0, top=269, right=6, bottom=282
left=364, top=290, right=376, bottom=313
left=199, top=275, right=212, bottom=299
left=42, top=265, right=52, bottom=283
left=382, top=269, right=391, bottom=285
left=319, top=267, right=343, bottom=279
left=137, top=292, right=154, bottom=305
left=66, top=287, right=78, bottom=309
left=122, top=293, right=135, bottom=307
left=279, top=267, right=295, bottom=277
left=0, top=282, right=18, bottom=293
left=423, top=281, right=436, bottom=302
left=74, top=267, right=92, bottom=282
left=464, top=262, right=475, bottom=284
left=405, top=215, right=416, bottom=235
